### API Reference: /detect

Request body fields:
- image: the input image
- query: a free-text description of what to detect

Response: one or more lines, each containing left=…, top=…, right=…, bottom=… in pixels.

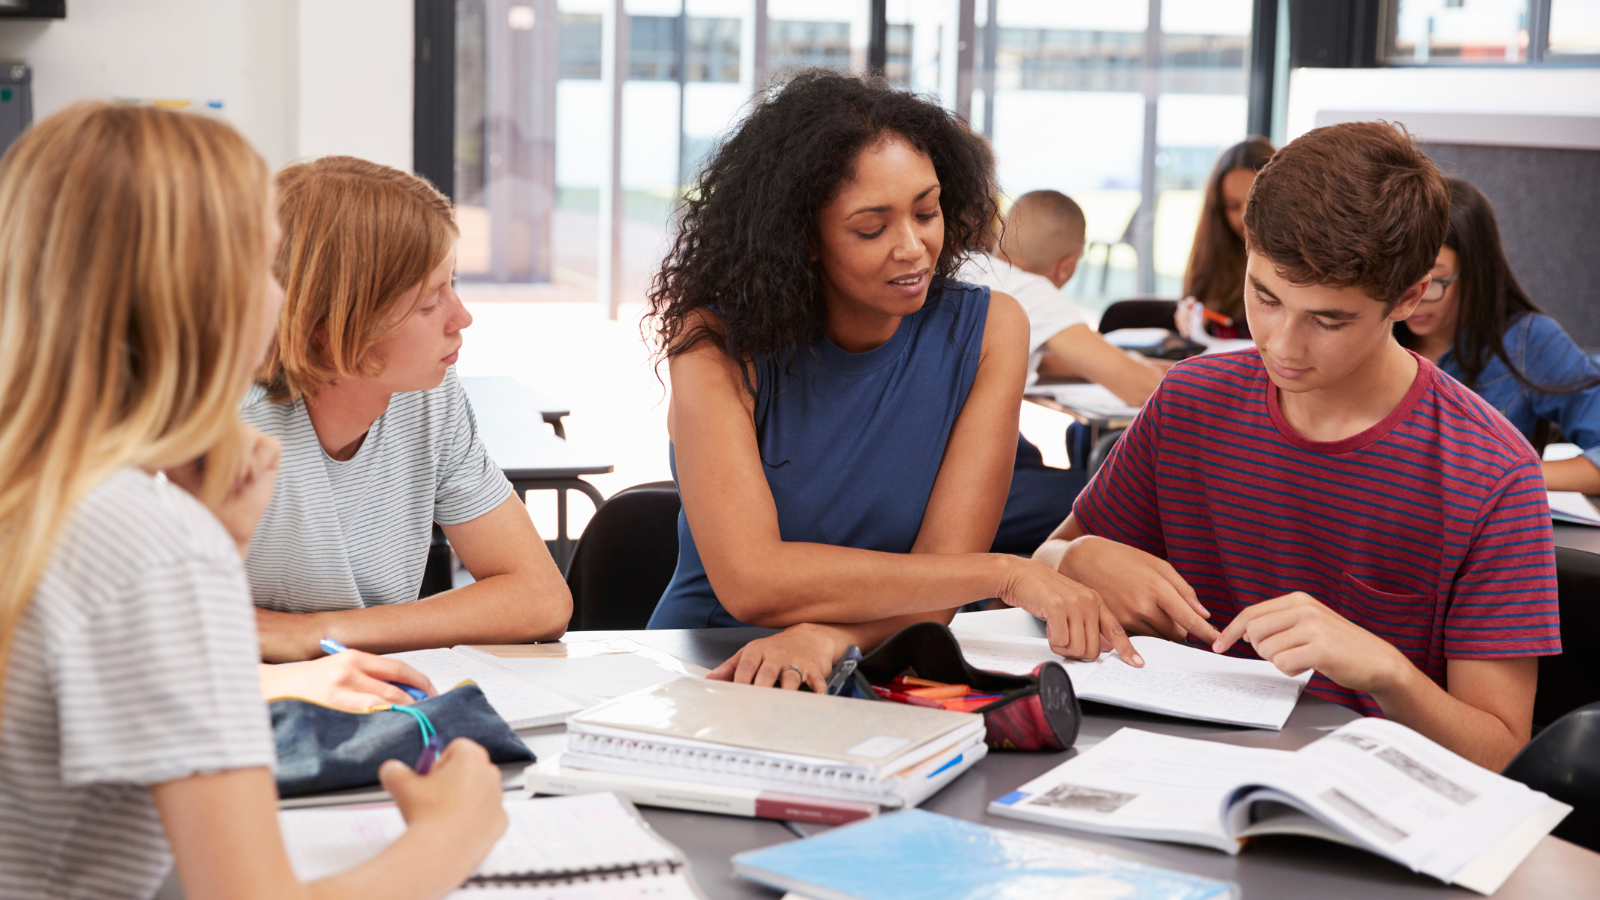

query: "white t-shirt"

left=241, top=367, right=513, bottom=613
left=959, top=253, right=1087, bottom=386
left=0, top=468, right=275, bottom=900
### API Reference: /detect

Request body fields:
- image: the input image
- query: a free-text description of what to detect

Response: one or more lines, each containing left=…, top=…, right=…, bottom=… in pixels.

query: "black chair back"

left=1536, top=547, right=1600, bottom=728
left=1503, top=702, right=1600, bottom=852
left=565, top=481, right=681, bottom=631
left=1098, top=298, right=1178, bottom=334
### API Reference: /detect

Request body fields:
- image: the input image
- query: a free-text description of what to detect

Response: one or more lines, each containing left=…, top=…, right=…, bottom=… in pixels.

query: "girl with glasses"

left=1398, top=177, right=1600, bottom=494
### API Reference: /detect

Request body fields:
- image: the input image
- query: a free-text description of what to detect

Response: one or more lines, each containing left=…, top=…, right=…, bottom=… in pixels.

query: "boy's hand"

left=1059, top=536, right=1217, bottom=644
left=1211, top=592, right=1412, bottom=694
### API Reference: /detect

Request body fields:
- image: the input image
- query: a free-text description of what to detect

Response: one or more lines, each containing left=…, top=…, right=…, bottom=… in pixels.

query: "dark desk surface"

left=596, top=611, right=1600, bottom=900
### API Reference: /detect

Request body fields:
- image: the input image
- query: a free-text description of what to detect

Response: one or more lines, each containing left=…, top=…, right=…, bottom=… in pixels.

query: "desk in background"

left=462, top=376, right=612, bottom=568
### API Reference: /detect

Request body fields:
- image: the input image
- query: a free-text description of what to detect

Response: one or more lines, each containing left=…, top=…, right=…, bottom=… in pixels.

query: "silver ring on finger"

left=780, top=664, right=804, bottom=681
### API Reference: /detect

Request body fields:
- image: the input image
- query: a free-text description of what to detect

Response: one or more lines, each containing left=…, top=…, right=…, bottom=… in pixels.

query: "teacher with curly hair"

left=644, top=70, right=1137, bottom=689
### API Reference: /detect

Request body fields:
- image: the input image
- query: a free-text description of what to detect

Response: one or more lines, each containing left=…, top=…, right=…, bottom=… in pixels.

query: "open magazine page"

left=989, top=728, right=1304, bottom=852
left=954, top=633, right=1309, bottom=730
left=1263, top=717, right=1552, bottom=883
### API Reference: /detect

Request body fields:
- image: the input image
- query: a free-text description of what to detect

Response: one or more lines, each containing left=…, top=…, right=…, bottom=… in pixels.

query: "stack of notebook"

left=527, top=677, right=987, bottom=824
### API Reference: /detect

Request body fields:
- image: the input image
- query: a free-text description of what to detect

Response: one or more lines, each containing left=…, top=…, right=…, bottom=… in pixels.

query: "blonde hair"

left=0, top=102, right=271, bottom=692
left=260, top=156, right=456, bottom=401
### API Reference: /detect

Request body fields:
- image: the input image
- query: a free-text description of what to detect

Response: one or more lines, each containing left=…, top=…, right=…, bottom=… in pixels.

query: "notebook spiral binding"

left=564, top=732, right=880, bottom=790
left=464, top=860, right=684, bottom=889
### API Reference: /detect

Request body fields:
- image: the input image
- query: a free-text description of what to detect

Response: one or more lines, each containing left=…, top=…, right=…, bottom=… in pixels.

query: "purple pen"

left=416, top=734, right=444, bottom=775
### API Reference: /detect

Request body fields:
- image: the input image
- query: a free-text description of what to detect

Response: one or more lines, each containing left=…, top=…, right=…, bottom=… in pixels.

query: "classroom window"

left=560, top=13, right=602, bottom=79
left=1386, top=0, right=1600, bottom=62
left=1548, top=0, right=1600, bottom=54
left=769, top=20, right=854, bottom=80
left=1391, top=0, right=1530, bottom=63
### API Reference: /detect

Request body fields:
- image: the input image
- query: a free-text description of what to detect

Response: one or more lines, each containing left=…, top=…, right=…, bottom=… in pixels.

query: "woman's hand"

left=259, top=650, right=438, bottom=711
left=996, top=556, right=1142, bottom=664
left=1058, top=535, right=1218, bottom=644
left=380, top=738, right=508, bottom=873
left=165, top=424, right=281, bottom=557
left=707, top=623, right=844, bottom=691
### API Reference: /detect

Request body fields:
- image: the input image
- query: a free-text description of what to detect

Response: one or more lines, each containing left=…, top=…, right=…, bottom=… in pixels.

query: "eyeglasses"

left=1420, top=272, right=1461, bottom=303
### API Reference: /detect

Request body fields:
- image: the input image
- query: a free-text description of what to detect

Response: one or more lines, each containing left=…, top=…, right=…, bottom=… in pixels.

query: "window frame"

left=1379, top=0, right=1600, bottom=67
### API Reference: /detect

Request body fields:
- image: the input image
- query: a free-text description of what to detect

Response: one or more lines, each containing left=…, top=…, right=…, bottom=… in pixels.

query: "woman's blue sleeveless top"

left=647, top=281, right=991, bottom=628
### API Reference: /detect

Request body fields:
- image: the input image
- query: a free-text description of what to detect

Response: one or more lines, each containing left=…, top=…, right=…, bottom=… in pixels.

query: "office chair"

left=1098, top=298, right=1180, bottom=335
left=1502, top=702, right=1600, bottom=853
left=1534, top=547, right=1600, bottom=728
left=419, top=524, right=453, bottom=598
left=564, top=481, right=681, bottom=631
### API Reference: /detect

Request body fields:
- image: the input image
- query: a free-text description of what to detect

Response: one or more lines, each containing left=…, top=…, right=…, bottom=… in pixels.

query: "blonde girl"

left=0, top=103, right=505, bottom=900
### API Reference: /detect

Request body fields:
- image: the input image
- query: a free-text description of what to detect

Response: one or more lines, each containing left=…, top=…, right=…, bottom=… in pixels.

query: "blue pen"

left=319, top=638, right=430, bottom=702
left=415, top=734, right=445, bottom=775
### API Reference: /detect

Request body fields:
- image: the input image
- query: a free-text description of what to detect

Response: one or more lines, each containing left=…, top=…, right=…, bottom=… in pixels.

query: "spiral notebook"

left=563, top=677, right=987, bottom=807
left=279, top=792, right=705, bottom=898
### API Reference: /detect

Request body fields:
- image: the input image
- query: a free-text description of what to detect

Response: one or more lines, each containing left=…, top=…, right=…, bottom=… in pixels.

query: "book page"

left=385, top=648, right=586, bottom=728
left=281, top=794, right=681, bottom=883
left=1278, top=717, right=1554, bottom=884
left=1547, top=490, right=1600, bottom=526
left=458, top=645, right=690, bottom=706
left=954, top=633, right=1310, bottom=729
left=990, top=727, right=1303, bottom=851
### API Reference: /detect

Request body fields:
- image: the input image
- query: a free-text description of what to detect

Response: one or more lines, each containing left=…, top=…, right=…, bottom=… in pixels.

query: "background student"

left=0, top=102, right=506, bottom=900
left=1035, top=122, right=1559, bottom=771
left=1177, top=136, right=1275, bottom=340
left=1398, top=176, right=1600, bottom=494
left=645, top=71, right=1137, bottom=687
left=959, top=190, right=1163, bottom=553
left=245, top=157, right=571, bottom=662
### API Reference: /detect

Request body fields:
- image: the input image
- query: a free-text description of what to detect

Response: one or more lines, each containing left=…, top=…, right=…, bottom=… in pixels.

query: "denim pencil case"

left=271, top=682, right=534, bottom=798
left=838, top=621, right=1081, bottom=752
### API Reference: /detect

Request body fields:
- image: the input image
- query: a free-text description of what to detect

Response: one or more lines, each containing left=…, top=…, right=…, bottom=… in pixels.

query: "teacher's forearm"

left=710, top=543, right=1011, bottom=627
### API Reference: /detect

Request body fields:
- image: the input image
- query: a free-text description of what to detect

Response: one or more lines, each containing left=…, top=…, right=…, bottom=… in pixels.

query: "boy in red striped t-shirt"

left=1035, top=122, right=1559, bottom=771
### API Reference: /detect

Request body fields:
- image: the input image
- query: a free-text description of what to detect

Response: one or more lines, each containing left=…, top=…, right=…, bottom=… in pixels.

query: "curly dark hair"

left=646, top=69, right=998, bottom=388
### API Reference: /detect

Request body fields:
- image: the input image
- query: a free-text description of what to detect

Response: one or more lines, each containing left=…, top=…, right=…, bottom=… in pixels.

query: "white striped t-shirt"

left=241, top=367, right=513, bottom=612
left=0, top=468, right=275, bottom=900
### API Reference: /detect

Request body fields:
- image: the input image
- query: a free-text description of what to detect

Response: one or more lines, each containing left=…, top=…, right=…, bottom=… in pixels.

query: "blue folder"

left=732, top=809, right=1235, bottom=900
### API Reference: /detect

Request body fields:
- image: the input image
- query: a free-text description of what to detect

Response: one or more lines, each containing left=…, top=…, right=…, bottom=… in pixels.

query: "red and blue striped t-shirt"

left=1073, top=349, right=1561, bottom=716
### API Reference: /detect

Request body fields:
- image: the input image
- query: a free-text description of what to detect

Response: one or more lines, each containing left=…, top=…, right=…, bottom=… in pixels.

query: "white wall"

left=294, top=0, right=413, bottom=171
left=0, top=0, right=414, bottom=171
left=0, top=0, right=294, bottom=165
left=1286, top=66, right=1600, bottom=142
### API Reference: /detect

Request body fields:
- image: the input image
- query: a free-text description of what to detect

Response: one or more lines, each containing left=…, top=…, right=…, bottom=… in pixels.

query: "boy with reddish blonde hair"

left=1035, top=122, right=1559, bottom=770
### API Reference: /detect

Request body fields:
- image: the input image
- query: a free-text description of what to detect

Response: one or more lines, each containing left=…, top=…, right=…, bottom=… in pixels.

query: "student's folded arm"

left=273, top=496, right=572, bottom=658
left=1371, top=657, right=1536, bottom=772
left=1040, top=324, right=1165, bottom=407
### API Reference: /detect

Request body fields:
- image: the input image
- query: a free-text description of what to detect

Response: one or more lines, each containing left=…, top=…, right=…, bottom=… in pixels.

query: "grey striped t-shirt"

left=0, top=468, right=275, bottom=900
left=242, top=367, right=513, bottom=612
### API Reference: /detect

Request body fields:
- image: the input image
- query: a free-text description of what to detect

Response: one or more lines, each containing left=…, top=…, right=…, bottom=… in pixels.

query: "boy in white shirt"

left=960, top=190, right=1164, bottom=552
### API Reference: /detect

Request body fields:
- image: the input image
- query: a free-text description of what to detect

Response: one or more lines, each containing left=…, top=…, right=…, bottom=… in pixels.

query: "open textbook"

left=989, top=718, right=1569, bottom=895
left=1547, top=490, right=1600, bottom=526
left=281, top=792, right=705, bottom=898
left=953, top=632, right=1310, bottom=730
left=385, top=640, right=694, bottom=728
